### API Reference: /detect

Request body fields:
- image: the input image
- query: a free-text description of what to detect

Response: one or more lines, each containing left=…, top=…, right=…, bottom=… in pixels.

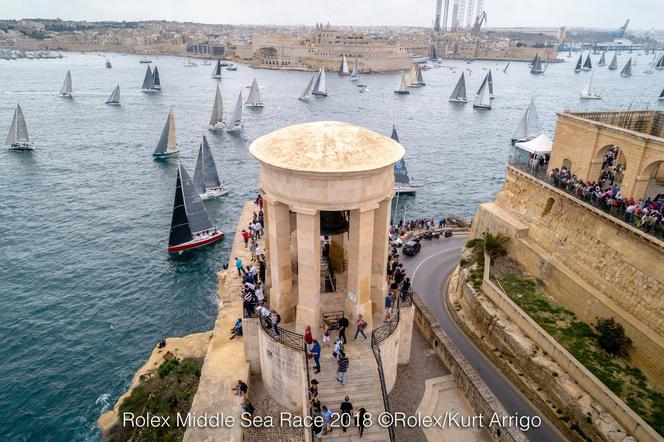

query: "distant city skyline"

left=1, top=0, right=662, bottom=30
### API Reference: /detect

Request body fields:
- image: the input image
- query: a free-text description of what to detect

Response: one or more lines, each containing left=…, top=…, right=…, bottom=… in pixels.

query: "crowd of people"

left=549, top=165, right=663, bottom=237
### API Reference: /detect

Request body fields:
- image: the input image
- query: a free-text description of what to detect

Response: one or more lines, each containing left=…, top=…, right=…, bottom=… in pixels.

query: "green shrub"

left=596, top=318, right=632, bottom=357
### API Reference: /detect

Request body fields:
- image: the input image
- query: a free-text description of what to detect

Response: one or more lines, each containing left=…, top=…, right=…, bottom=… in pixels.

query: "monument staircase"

left=313, top=338, right=390, bottom=441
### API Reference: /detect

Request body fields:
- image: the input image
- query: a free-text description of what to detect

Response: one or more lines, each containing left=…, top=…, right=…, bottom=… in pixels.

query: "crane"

left=473, top=11, right=487, bottom=34
left=614, top=19, right=629, bottom=39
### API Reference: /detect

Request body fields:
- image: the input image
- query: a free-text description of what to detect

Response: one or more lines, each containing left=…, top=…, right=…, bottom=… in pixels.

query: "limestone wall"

left=471, top=166, right=664, bottom=387
left=378, top=321, right=401, bottom=394
left=412, top=295, right=525, bottom=442
left=258, top=325, right=307, bottom=411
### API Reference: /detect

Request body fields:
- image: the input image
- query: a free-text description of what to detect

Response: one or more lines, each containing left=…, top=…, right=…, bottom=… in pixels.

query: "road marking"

left=411, top=236, right=467, bottom=282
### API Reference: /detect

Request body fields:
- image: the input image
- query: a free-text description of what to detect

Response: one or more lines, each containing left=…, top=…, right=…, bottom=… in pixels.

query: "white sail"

left=231, top=91, right=243, bottom=124
left=407, top=64, right=418, bottom=85
left=209, top=85, right=223, bottom=125
left=338, top=55, right=349, bottom=75
left=245, top=78, right=263, bottom=107
left=473, top=80, right=491, bottom=109
left=395, top=72, right=409, bottom=94
left=299, top=75, right=315, bottom=101
left=6, top=104, right=30, bottom=145
left=350, top=57, right=359, bottom=80
left=512, top=98, right=542, bottom=141
left=154, top=111, right=177, bottom=156
left=608, top=53, right=618, bottom=70
left=598, top=52, right=606, bottom=66
left=312, top=68, right=327, bottom=96
left=60, top=70, right=72, bottom=95
left=105, top=84, right=121, bottom=104
left=580, top=69, right=601, bottom=99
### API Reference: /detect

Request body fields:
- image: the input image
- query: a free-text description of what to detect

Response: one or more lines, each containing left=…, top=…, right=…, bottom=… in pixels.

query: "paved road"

left=399, top=234, right=565, bottom=442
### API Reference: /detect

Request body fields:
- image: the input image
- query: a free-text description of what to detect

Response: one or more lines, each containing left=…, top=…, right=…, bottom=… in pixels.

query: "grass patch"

left=109, top=358, right=203, bottom=442
left=499, top=274, right=664, bottom=436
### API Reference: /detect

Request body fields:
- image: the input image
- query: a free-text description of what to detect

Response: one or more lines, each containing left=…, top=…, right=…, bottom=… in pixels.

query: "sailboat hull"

left=141, top=89, right=158, bottom=93
left=312, top=92, right=327, bottom=97
left=168, top=230, right=224, bottom=253
left=448, top=98, right=468, bottom=103
left=226, top=123, right=243, bottom=133
left=208, top=122, right=225, bottom=132
left=200, top=187, right=229, bottom=200
left=8, top=143, right=34, bottom=151
left=211, top=75, right=222, bottom=79
left=580, top=94, right=602, bottom=100
left=581, top=67, right=592, bottom=71
left=473, top=104, right=491, bottom=109
left=408, top=83, right=425, bottom=88
left=153, top=150, right=179, bottom=159
left=350, top=77, right=358, bottom=81
left=298, top=97, right=311, bottom=102
left=60, top=93, right=73, bottom=98
left=105, top=102, right=121, bottom=106
left=394, top=183, right=417, bottom=195
left=246, top=103, right=264, bottom=108
left=394, top=90, right=409, bottom=95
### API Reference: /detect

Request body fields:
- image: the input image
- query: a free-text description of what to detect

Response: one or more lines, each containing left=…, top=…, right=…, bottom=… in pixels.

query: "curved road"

left=400, top=234, right=565, bottom=442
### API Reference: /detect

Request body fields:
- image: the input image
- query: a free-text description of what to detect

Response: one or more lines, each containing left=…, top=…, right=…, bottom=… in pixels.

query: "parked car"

left=402, top=238, right=421, bottom=256
left=389, top=234, right=402, bottom=247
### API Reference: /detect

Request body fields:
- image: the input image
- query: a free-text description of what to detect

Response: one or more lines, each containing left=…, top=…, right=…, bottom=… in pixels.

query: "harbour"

left=1, top=49, right=664, bottom=441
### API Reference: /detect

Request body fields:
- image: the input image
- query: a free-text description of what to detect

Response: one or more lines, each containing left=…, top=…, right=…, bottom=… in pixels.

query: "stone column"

left=370, top=197, right=391, bottom=313
left=294, top=207, right=321, bottom=332
left=265, top=195, right=294, bottom=322
left=346, top=205, right=376, bottom=329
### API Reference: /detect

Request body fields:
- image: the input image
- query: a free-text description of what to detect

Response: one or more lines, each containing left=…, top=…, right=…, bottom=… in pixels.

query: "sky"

left=1, top=0, right=662, bottom=30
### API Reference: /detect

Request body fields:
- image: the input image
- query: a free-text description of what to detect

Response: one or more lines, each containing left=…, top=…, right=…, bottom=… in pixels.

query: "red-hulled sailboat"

left=168, top=163, right=224, bottom=253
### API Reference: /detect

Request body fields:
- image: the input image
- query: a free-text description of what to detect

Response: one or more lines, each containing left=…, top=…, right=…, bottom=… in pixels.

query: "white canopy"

left=515, top=133, right=552, bottom=154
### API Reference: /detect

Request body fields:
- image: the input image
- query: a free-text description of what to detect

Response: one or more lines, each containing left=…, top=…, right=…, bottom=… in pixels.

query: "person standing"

left=353, top=314, right=367, bottom=340
left=356, top=407, right=367, bottom=438
left=242, top=229, right=250, bottom=247
left=339, top=396, right=353, bottom=433
left=235, top=257, right=245, bottom=277
left=321, top=405, right=332, bottom=435
left=400, top=277, right=411, bottom=302
left=270, top=309, right=281, bottom=336
left=384, top=292, right=394, bottom=320
left=336, top=352, right=349, bottom=385
left=337, top=316, right=349, bottom=344
left=310, top=339, right=321, bottom=373
left=304, top=325, right=314, bottom=351
left=320, top=322, right=330, bottom=345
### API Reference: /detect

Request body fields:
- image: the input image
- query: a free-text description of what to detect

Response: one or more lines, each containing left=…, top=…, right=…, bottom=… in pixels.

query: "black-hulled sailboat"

left=167, top=163, right=224, bottom=253
left=394, top=72, right=409, bottom=94
left=449, top=72, right=468, bottom=102
left=153, top=111, right=179, bottom=158
left=620, top=58, right=633, bottom=77
left=194, top=136, right=228, bottom=200
left=312, top=68, right=328, bottom=97
left=208, top=85, right=224, bottom=131
left=530, top=54, right=544, bottom=74
left=152, top=66, right=161, bottom=90
left=582, top=53, right=592, bottom=71
left=390, top=126, right=416, bottom=195
left=60, top=70, right=73, bottom=98
left=211, top=59, right=223, bottom=79
left=659, top=88, right=664, bottom=101
left=141, top=65, right=157, bottom=93
left=6, top=104, right=32, bottom=150
left=105, top=84, right=121, bottom=105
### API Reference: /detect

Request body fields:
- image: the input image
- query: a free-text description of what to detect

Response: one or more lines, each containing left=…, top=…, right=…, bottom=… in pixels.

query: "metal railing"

left=303, top=340, right=314, bottom=440
left=369, top=291, right=412, bottom=442
left=259, top=315, right=305, bottom=351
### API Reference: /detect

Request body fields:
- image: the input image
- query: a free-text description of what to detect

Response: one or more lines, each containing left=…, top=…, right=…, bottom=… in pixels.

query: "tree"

left=596, top=318, right=632, bottom=357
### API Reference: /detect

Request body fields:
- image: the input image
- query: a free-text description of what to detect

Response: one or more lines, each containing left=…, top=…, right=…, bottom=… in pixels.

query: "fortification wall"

left=471, top=167, right=664, bottom=387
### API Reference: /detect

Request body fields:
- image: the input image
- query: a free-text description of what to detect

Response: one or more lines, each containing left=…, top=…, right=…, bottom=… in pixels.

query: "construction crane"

left=614, top=19, right=629, bottom=39
left=473, top=11, right=487, bottom=34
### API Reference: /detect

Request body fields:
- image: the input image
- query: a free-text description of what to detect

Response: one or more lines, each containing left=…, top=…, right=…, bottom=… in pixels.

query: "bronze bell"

left=320, top=211, right=349, bottom=236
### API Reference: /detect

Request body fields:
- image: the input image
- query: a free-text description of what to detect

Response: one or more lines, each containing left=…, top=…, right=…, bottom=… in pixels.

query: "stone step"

left=321, top=425, right=390, bottom=441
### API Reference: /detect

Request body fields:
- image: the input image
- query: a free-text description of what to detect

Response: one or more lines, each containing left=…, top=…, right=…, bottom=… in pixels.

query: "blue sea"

left=0, top=51, right=662, bottom=440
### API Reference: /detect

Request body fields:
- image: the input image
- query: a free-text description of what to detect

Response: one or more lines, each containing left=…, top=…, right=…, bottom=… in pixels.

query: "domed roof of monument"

left=249, top=121, right=405, bottom=173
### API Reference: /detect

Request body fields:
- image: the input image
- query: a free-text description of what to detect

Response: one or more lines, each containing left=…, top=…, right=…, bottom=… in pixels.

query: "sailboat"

left=644, top=55, right=656, bottom=74
left=512, top=98, right=543, bottom=142
left=338, top=55, right=350, bottom=76
left=139, top=56, right=151, bottom=63
left=406, top=64, right=425, bottom=87
left=574, top=54, right=583, bottom=73
left=582, top=53, right=592, bottom=71
left=5, top=104, right=32, bottom=150
left=211, top=59, right=223, bottom=79
left=487, top=70, right=494, bottom=98
left=312, top=68, right=328, bottom=97
left=60, top=70, right=73, bottom=98
left=105, top=84, right=121, bottom=105
left=299, top=74, right=315, bottom=102
left=528, top=53, right=538, bottom=67
left=194, top=136, right=228, bottom=200
left=167, top=163, right=224, bottom=254
left=225, top=91, right=243, bottom=133
left=448, top=72, right=467, bottom=103
left=620, top=58, right=633, bottom=77
left=350, top=57, right=359, bottom=81
left=580, top=69, right=601, bottom=99
left=208, top=85, right=224, bottom=131
left=153, top=111, right=179, bottom=158
left=503, top=61, right=510, bottom=73
left=473, top=79, right=491, bottom=109
left=183, top=56, right=197, bottom=67
left=608, top=52, right=618, bottom=70
left=429, top=43, right=438, bottom=61
left=656, top=54, right=664, bottom=70
left=530, top=54, right=544, bottom=75
left=390, top=126, right=416, bottom=195
left=141, top=65, right=157, bottom=93
left=245, top=78, right=264, bottom=108
left=659, top=88, right=664, bottom=101
left=152, top=66, right=161, bottom=90
left=597, top=52, right=606, bottom=67
left=105, top=59, right=112, bottom=68
left=394, top=72, right=410, bottom=94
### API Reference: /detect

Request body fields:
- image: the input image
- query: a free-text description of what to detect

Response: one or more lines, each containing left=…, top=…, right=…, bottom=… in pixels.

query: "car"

left=389, top=234, right=402, bottom=247
left=402, top=239, right=421, bottom=256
